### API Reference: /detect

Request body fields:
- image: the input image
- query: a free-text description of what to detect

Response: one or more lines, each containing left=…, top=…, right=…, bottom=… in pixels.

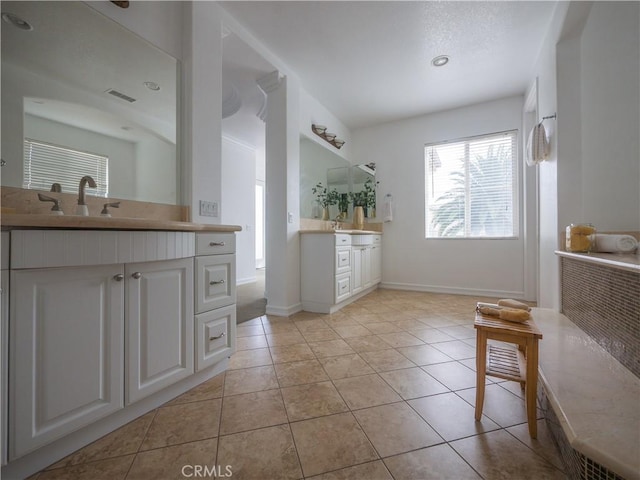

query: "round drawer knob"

left=132, top=272, right=142, bottom=279
left=113, top=274, right=124, bottom=282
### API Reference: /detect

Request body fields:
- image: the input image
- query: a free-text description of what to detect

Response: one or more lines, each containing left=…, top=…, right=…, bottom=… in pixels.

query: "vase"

left=322, top=207, right=330, bottom=221
left=353, top=206, right=364, bottom=230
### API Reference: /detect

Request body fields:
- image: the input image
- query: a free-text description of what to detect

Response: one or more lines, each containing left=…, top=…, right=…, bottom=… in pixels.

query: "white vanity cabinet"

left=1, top=232, right=9, bottom=466
left=7, top=230, right=196, bottom=460
left=301, top=232, right=382, bottom=314
left=194, top=233, right=237, bottom=371
left=10, top=264, right=125, bottom=459
left=126, top=258, right=194, bottom=404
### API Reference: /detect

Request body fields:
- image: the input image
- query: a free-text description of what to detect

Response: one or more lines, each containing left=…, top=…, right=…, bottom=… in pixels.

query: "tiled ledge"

left=533, top=308, right=640, bottom=480
left=555, top=250, right=640, bottom=273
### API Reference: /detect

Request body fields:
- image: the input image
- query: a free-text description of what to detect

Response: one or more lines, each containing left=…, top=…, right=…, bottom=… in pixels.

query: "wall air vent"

left=104, top=89, right=136, bottom=103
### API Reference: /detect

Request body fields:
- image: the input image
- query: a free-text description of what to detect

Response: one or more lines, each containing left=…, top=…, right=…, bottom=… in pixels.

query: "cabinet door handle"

left=210, top=279, right=225, bottom=285
left=132, top=272, right=142, bottom=279
left=113, top=274, right=124, bottom=282
left=209, top=332, right=226, bottom=341
left=209, top=241, right=225, bottom=247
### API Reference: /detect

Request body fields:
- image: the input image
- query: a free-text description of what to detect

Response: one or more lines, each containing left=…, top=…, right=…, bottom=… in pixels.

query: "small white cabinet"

left=301, top=232, right=382, bottom=313
left=10, top=265, right=125, bottom=459
left=126, top=258, right=194, bottom=404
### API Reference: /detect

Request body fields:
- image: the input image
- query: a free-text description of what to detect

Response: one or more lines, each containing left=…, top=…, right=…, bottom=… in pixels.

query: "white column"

left=258, top=72, right=302, bottom=316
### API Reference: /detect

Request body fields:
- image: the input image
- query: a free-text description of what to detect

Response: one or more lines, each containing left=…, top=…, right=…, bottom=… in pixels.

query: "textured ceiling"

left=220, top=1, right=558, bottom=129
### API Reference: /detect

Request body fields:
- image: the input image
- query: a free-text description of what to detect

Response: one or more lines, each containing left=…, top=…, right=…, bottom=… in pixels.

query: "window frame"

left=424, top=130, right=519, bottom=240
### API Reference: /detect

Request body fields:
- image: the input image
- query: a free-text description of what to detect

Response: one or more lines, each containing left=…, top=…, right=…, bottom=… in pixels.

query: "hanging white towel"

left=526, top=122, right=549, bottom=166
left=592, top=234, right=638, bottom=253
left=383, top=194, right=393, bottom=223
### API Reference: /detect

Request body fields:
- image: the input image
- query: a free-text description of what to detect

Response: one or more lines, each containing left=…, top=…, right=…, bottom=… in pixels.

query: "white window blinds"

left=425, top=130, right=518, bottom=238
left=23, top=138, right=109, bottom=197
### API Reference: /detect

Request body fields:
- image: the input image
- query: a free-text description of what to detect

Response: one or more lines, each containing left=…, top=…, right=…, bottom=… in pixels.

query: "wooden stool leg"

left=525, top=339, right=539, bottom=438
left=475, top=331, right=487, bottom=421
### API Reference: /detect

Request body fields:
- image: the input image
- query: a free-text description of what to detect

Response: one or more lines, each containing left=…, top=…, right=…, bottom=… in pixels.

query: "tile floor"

left=33, top=290, right=566, bottom=479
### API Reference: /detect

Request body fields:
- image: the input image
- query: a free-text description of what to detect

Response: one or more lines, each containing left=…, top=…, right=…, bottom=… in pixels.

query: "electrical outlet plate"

left=199, top=200, right=218, bottom=217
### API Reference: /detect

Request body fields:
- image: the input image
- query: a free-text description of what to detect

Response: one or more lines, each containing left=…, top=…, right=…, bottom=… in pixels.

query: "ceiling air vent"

left=104, top=88, right=136, bottom=103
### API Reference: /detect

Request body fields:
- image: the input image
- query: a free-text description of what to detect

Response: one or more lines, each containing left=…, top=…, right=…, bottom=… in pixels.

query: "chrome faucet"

left=331, top=215, right=343, bottom=231
left=75, top=175, right=97, bottom=216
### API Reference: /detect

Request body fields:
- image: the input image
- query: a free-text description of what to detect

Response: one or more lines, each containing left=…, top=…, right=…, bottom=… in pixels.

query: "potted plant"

left=349, top=178, right=379, bottom=226
left=312, top=182, right=340, bottom=220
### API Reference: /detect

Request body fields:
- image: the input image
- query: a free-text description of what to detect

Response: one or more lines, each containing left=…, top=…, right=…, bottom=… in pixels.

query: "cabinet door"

left=351, top=247, right=363, bottom=294
left=371, top=245, right=382, bottom=284
left=126, top=258, right=194, bottom=404
left=10, top=265, right=124, bottom=459
left=362, top=247, right=372, bottom=289
left=195, top=305, right=236, bottom=371
left=195, top=255, right=236, bottom=314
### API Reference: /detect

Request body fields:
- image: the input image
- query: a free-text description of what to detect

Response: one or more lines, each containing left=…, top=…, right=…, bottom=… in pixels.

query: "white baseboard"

left=379, top=282, right=525, bottom=300
left=265, top=302, right=303, bottom=317
left=236, top=276, right=257, bottom=286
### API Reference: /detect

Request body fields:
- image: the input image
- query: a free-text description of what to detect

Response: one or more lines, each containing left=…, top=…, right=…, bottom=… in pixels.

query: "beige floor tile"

left=363, top=322, right=404, bottom=334
left=308, top=339, right=356, bottom=358
left=409, top=392, right=500, bottom=441
left=302, top=329, right=341, bottom=342
left=274, top=359, right=330, bottom=387
left=239, top=317, right=263, bottom=326
left=219, top=388, right=288, bottom=435
left=345, top=335, right=393, bottom=353
left=360, top=349, right=416, bottom=372
left=127, top=439, right=217, bottom=480
left=223, top=365, right=279, bottom=396
left=236, top=335, right=268, bottom=350
left=450, top=430, right=566, bottom=479
left=438, top=325, right=477, bottom=340
left=394, top=319, right=432, bottom=331
left=290, top=412, right=378, bottom=477
left=46, top=411, right=154, bottom=468
left=262, top=322, right=299, bottom=334
left=281, top=381, right=348, bottom=421
left=377, top=332, right=425, bottom=348
left=352, top=313, right=391, bottom=325
left=396, top=344, right=453, bottom=366
left=422, top=361, right=479, bottom=391
left=269, top=343, right=317, bottom=363
left=217, top=425, right=302, bottom=480
left=431, top=340, right=476, bottom=360
left=506, top=420, right=565, bottom=471
left=333, top=324, right=373, bottom=338
left=37, top=455, right=134, bottom=480
left=236, top=324, right=265, bottom=337
left=140, top=399, right=222, bottom=450
left=333, top=374, right=402, bottom=409
left=266, top=331, right=306, bottom=347
left=165, top=373, right=225, bottom=406
left=228, top=347, right=273, bottom=370
left=290, top=311, right=321, bottom=322
left=411, top=328, right=456, bottom=344
left=384, top=444, right=482, bottom=480
left=456, top=384, right=529, bottom=427
left=323, top=316, right=360, bottom=327
left=354, top=402, right=442, bottom=457
left=307, top=460, right=393, bottom=480
left=379, top=367, right=449, bottom=399
left=318, top=353, right=375, bottom=380
left=294, top=318, right=331, bottom=331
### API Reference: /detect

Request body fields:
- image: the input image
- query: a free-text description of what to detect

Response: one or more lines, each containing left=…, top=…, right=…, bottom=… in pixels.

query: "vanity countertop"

left=0, top=214, right=242, bottom=232
left=299, top=229, right=382, bottom=235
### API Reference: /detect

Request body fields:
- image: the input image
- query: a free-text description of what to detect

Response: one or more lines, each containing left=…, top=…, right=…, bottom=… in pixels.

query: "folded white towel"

left=592, top=234, right=638, bottom=253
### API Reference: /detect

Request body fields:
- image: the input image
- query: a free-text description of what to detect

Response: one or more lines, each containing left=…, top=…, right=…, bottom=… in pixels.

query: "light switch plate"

left=200, top=200, right=218, bottom=217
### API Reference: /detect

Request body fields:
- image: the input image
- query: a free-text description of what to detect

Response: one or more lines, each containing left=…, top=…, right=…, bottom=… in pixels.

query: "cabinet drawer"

left=196, top=233, right=236, bottom=256
left=335, top=234, right=351, bottom=246
left=195, top=305, right=236, bottom=371
left=335, top=273, right=351, bottom=303
left=335, top=247, right=351, bottom=274
left=196, top=255, right=236, bottom=313
left=372, top=235, right=382, bottom=245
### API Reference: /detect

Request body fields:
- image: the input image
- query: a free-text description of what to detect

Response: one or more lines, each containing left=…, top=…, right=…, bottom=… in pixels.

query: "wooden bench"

left=474, top=311, right=542, bottom=438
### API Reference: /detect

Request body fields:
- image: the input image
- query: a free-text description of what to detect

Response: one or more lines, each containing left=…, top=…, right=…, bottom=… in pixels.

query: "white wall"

left=352, top=96, right=529, bottom=299
left=221, top=136, right=257, bottom=284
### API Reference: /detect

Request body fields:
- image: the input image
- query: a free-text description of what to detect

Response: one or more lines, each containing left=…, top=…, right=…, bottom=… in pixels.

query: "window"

left=425, top=130, right=518, bottom=238
left=23, top=138, right=109, bottom=197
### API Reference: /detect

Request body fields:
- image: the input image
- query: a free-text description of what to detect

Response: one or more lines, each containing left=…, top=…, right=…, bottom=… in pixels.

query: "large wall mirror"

left=1, top=1, right=179, bottom=204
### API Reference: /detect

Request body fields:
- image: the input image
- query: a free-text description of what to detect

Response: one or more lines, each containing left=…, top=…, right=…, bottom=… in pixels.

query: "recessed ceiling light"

left=431, top=55, right=450, bottom=67
left=143, top=81, right=160, bottom=91
left=1, top=12, right=33, bottom=31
